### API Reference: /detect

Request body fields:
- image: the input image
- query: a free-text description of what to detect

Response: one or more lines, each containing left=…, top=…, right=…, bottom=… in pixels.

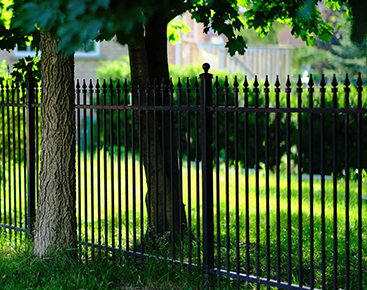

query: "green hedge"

left=94, top=61, right=367, bottom=177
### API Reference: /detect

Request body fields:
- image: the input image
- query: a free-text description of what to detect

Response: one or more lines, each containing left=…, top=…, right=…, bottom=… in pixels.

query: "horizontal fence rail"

left=1, top=64, right=366, bottom=289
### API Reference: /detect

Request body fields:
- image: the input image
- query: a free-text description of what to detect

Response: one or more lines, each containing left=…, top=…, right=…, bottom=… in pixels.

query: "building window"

left=14, top=41, right=101, bottom=59
left=75, top=41, right=100, bottom=58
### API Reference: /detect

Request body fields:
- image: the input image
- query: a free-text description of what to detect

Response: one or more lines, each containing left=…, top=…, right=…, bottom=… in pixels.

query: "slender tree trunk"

left=128, top=13, right=187, bottom=238
left=34, top=32, right=76, bottom=257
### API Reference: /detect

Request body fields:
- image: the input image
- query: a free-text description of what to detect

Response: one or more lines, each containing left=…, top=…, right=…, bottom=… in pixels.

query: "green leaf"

left=67, top=0, right=87, bottom=18
left=91, top=0, right=110, bottom=11
left=225, top=36, right=247, bottom=56
left=167, top=19, right=192, bottom=45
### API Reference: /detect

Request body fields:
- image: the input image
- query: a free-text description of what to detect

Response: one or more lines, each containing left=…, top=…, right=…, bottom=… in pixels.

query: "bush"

left=95, top=60, right=366, bottom=176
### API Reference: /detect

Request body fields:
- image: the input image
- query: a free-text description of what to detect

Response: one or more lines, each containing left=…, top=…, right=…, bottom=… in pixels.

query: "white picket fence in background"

left=174, top=40, right=295, bottom=84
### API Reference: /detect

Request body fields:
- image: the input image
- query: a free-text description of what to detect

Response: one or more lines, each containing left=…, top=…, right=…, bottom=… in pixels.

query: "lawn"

left=1, top=149, right=366, bottom=289
left=75, top=150, right=367, bottom=289
left=0, top=229, right=199, bottom=289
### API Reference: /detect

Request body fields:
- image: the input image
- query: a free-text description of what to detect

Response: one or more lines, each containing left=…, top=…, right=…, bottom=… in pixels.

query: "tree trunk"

left=128, top=12, right=187, bottom=239
left=34, top=32, right=77, bottom=257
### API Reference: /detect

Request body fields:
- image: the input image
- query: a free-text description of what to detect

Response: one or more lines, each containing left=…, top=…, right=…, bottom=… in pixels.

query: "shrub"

left=95, top=60, right=366, bottom=176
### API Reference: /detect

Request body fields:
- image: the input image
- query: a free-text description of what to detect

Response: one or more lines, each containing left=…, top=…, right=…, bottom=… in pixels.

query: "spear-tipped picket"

left=234, top=76, right=239, bottom=89
left=332, top=74, right=338, bottom=87
left=253, top=75, right=259, bottom=88
left=194, top=77, right=199, bottom=106
left=82, top=80, right=87, bottom=93
left=185, top=77, right=191, bottom=106
left=357, top=72, right=363, bottom=88
left=214, top=76, right=220, bottom=93
left=264, top=75, right=270, bottom=88
left=243, top=76, right=249, bottom=107
left=308, top=74, right=314, bottom=88
left=109, top=79, right=114, bottom=90
left=115, top=79, right=121, bottom=106
left=76, top=79, right=81, bottom=93
left=264, top=76, right=269, bottom=107
left=320, top=74, right=326, bottom=88
left=344, top=74, right=350, bottom=88
left=177, top=78, right=182, bottom=106
left=274, top=75, right=280, bottom=88
left=243, top=75, right=249, bottom=89
left=285, top=75, right=291, bottom=90
left=356, top=73, right=363, bottom=108
left=234, top=76, right=239, bottom=107
left=297, top=75, right=302, bottom=88
left=169, top=78, right=174, bottom=106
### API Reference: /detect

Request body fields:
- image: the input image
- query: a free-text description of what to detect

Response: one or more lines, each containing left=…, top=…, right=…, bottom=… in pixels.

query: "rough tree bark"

left=128, top=11, right=187, bottom=238
left=34, top=32, right=77, bottom=257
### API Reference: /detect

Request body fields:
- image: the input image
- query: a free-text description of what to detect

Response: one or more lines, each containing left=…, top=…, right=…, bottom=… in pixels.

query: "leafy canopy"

left=1, top=0, right=366, bottom=57
left=0, top=0, right=40, bottom=52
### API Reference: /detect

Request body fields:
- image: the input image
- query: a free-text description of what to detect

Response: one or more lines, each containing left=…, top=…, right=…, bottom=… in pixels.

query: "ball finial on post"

left=202, top=63, right=210, bottom=73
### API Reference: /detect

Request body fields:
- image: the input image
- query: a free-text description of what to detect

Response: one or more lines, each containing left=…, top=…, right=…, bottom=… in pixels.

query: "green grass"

left=1, top=149, right=367, bottom=289
left=0, top=229, right=201, bottom=289
left=74, top=149, right=367, bottom=289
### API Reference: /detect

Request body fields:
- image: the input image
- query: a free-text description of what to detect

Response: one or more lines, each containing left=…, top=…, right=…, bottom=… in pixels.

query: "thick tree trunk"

left=128, top=12, right=187, bottom=238
left=34, top=32, right=76, bottom=257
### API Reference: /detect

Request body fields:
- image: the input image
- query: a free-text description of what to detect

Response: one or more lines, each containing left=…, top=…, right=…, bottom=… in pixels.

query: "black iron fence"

left=0, top=79, right=39, bottom=234
left=1, top=63, right=366, bottom=289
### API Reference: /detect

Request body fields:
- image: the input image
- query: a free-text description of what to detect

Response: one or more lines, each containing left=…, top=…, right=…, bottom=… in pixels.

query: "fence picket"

left=1, top=66, right=366, bottom=289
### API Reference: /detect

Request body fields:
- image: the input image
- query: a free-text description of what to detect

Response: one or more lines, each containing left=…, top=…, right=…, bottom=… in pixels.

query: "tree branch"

left=168, top=1, right=194, bottom=21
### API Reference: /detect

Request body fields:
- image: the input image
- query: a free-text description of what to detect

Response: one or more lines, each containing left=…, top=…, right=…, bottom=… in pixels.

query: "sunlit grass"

left=1, top=148, right=366, bottom=288
left=0, top=160, right=28, bottom=229
left=75, top=148, right=367, bottom=289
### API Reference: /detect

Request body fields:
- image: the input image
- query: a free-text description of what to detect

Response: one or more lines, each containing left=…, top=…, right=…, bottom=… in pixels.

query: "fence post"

left=26, top=76, right=36, bottom=235
left=200, top=63, right=214, bottom=288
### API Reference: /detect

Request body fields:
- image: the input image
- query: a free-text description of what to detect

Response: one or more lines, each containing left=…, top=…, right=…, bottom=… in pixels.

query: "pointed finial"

left=343, top=74, right=349, bottom=87
left=286, top=75, right=291, bottom=88
left=243, top=76, right=249, bottom=88
left=224, top=76, right=229, bottom=88
left=185, top=77, right=191, bottom=89
left=169, top=77, right=174, bottom=89
left=264, top=76, right=269, bottom=88
left=297, top=75, right=302, bottom=87
left=332, top=74, right=338, bottom=87
left=320, top=74, right=326, bottom=87
left=253, top=76, right=259, bottom=88
left=308, top=74, right=314, bottom=87
left=274, top=76, right=280, bottom=88
left=357, top=73, right=363, bottom=87
left=234, top=76, right=239, bottom=88
left=177, top=77, right=182, bottom=89
left=194, top=77, right=199, bottom=89
left=161, top=78, right=166, bottom=89
left=214, top=76, right=219, bottom=88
